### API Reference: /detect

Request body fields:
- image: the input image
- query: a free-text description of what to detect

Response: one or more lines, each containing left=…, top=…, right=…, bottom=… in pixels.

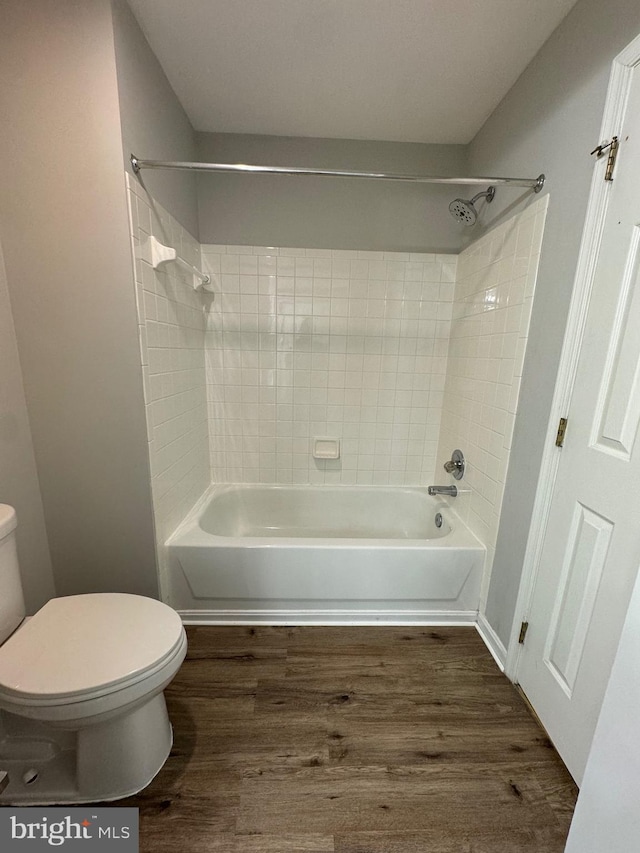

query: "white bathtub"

left=167, top=484, right=485, bottom=624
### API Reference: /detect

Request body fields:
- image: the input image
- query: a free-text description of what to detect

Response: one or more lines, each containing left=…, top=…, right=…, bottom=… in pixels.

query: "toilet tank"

left=0, top=505, right=26, bottom=644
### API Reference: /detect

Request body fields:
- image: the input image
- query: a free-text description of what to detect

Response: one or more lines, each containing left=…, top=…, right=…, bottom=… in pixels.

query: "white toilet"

left=0, top=504, right=187, bottom=804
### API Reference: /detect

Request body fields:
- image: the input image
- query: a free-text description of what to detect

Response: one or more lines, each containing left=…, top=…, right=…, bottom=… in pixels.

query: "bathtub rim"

left=167, top=482, right=484, bottom=551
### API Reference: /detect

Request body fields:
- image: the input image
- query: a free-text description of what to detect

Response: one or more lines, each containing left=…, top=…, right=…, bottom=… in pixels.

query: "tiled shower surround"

left=202, top=245, right=457, bottom=484
left=436, top=194, right=549, bottom=604
left=125, top=171, right=548, bottom=604
left=125, top=174, right=210, bottom=595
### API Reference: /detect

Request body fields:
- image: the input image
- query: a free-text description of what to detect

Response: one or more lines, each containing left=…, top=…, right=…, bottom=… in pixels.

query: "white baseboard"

left=179, top=608, right=478, bottom=626
left=179, top=609, right=512, bottom=674
left=476, top=613, right=508, bottom=671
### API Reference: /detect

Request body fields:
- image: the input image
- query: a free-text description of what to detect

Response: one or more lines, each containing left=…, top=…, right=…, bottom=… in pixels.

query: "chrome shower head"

left=449, top=186, right=495, bottom=226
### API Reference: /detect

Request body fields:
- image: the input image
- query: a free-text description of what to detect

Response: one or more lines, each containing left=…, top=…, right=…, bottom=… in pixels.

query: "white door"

left=517, top=57, right=640, bottom=784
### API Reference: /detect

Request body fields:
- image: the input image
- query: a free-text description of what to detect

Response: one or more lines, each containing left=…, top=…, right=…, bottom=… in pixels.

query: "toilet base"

left=0, top=693, right=173, bottom=804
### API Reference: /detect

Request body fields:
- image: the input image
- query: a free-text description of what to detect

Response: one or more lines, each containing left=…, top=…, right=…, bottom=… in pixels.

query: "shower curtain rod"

left=130, top=155, right=545, bottom=192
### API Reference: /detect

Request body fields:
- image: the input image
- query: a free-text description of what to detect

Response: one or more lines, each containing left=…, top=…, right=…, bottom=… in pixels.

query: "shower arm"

left=469, top=186, right=496, bottom=205
left=130, top=155, right=545, bottom=192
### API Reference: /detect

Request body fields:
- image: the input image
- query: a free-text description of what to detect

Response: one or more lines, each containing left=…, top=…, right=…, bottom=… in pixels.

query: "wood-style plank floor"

left=122, top=626, right=578, bottom=852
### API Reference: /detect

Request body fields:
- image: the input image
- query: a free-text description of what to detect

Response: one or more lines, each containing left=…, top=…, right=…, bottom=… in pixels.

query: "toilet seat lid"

left=0, top=593, right=184, bottom=701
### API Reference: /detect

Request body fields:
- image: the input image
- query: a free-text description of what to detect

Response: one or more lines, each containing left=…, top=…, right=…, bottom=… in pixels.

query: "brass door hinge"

left=590, top=136, right=619, bottom=181
left=555, top=417, right=568, bottom=448
left=518, top=621, right=529, bottom=645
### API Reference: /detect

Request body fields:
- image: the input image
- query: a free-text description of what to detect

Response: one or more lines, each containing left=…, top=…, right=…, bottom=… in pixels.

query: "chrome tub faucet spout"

left=428, top=484, right=458, bottom=497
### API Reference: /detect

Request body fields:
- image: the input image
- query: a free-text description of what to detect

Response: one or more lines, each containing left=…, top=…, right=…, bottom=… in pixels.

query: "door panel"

left=592, top=225, right=640, bottom=458
left=517, top=59, right=640, bottom=783
left=544, top=503, right=613, bottom=697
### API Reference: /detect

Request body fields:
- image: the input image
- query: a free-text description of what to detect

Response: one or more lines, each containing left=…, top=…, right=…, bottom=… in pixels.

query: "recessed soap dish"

left=313, top=438, right=340, bottom=460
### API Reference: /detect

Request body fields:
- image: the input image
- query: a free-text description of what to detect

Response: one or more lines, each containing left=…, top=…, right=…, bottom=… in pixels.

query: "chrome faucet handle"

left=443, top=449, right=465, bottom=480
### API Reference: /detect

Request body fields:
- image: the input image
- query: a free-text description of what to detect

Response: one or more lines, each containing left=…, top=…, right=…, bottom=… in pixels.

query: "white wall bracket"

left=146, top=236, right=216, bottom=293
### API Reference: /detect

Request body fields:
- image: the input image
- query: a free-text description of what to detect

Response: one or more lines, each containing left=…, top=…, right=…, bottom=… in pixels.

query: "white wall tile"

left=204, top=245, right=457, bottom=485
left=436, top=195, right=549, bottom=608
left=125, top=174, right=210, bottom=596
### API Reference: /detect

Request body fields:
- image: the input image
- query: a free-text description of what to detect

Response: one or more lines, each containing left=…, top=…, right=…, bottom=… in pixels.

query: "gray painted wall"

left=0, top=241, right=56, bottom=613
left=0, top=0, right=158, bottom=599
left=112, top=0, right=199, bottom=239
left=469, top=0, right=640, bottom=646
left=195, top=133, right=468, bottom=252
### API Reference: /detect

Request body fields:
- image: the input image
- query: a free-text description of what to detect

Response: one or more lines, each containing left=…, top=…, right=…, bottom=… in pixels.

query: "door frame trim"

left=506, top=33, right=640, bottom=680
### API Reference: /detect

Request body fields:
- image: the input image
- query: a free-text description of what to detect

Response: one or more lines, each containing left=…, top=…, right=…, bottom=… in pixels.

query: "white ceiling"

left=127, top=0, right=579, bottom=145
